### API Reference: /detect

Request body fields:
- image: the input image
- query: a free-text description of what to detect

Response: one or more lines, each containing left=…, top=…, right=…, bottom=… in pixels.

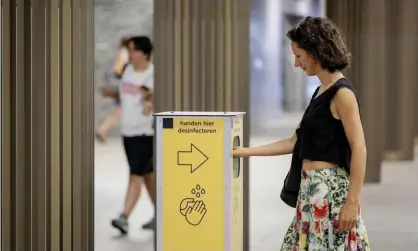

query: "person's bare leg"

left=97, top=106, right=121, bottom=140
left=123, top=175, right=143, bottom=217
left=111, top=174, right=143, bottom=234
left=142, top=171, right=156, bottom=230
left=143, top=172, right=156, bottom=206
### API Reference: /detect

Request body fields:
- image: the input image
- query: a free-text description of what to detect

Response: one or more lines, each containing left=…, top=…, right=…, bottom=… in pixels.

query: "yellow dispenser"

left=154, top=112, right=245, bottom=251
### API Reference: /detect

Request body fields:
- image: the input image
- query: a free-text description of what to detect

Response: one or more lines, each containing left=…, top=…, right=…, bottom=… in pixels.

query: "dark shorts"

left=115, top=98, right=121, bottom=106
left=123, top=135, right=153, bottom=176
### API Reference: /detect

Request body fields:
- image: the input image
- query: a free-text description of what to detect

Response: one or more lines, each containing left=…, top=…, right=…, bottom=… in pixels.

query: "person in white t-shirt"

left=101, top=36, right=155, bottom=234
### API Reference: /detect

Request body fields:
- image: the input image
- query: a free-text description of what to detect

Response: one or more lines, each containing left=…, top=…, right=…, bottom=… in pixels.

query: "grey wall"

left=94, top=0, right=153, bottom=135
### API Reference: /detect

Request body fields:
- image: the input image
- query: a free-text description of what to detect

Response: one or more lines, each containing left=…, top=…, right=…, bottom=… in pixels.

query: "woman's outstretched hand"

left=232, top=147, right=249, bottom=158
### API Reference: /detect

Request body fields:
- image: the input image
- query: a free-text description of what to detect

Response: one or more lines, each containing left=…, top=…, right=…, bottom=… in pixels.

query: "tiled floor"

left=95, top=120, right=418, bottom=251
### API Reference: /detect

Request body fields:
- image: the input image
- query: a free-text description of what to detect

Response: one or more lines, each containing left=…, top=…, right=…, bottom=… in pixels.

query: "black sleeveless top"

left=298, top=78, right=356, bottom=173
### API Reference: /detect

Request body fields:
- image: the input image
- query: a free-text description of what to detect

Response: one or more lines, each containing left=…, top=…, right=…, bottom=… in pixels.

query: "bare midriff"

left=302, top=159, right=337, bottom=170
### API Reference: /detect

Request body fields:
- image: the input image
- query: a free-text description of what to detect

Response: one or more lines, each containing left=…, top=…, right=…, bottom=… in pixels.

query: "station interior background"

left=92, top=0, right=418, bottom=251
left=94, top=0, right=324, bottom=136
left=92, top=0, right=418, bottom=250
left=1, top=0, right=416, bottom=250
left=93, top=1, right=330, bottom=250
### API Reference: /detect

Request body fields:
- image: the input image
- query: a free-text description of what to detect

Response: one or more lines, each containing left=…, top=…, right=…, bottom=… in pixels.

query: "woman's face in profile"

left=291, top=42, right=316, bottom=76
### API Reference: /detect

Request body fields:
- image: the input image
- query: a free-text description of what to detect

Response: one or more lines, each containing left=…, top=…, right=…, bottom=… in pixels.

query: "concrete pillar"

left=383, top=0, right=417, bottom=160
left=153, top=0, right=251, bottom=249
left=1, top=1, right=94, bottom=250
left=327, top=0, right=386, bottom=183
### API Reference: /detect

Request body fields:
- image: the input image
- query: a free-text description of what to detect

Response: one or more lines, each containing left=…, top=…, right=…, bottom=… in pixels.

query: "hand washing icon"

left=179, top=184, right=207, bottom=226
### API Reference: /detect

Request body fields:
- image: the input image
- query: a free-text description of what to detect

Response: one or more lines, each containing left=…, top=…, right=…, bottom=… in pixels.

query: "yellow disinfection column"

left=154, top=111, right=245, bottom=251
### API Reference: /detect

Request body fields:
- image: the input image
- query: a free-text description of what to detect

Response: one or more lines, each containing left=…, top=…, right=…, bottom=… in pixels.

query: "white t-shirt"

left=119, top=64, right=154, bottom=136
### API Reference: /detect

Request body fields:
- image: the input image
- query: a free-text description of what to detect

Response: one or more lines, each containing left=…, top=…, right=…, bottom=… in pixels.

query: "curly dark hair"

left=286, top=16, right=351, bottom=73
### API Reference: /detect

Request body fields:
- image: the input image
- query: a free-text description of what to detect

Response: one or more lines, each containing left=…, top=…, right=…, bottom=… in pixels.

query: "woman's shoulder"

left=335, top=78, right=355, bottom=91
left=326, top=78, right=356, bottom=100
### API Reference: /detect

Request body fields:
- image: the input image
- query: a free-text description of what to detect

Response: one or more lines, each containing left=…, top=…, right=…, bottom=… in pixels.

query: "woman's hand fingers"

left=338, top=211, right=357, bottom=232
left=232, top=147, right=245, bottom=158
left=338, top=212, right=348, bottom=232
left=347, top=219, right=356, bottom=230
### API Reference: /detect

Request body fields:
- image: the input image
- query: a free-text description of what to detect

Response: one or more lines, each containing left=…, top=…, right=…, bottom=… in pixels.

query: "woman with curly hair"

left=234, top=16, right=371, bottom=250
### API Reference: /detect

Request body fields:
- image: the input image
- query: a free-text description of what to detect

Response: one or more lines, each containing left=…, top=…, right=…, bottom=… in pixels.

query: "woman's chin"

left=303, top=70, right=315, bottom=76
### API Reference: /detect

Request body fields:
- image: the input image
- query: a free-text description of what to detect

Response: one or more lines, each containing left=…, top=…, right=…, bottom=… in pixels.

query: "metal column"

left=327, top=0, right=386, bottom=183
left=153, top=0, right=251, bottom=249
left=383, top=0, right=417, bottom=161
left=1, top=1, right=95, bottom=250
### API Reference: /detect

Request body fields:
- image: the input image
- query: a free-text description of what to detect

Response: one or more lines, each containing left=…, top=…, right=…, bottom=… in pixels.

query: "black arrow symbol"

left=177, top=144, right=209, bottom=174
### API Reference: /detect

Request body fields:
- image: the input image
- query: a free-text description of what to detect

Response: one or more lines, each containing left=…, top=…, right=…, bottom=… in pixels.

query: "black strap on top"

left=319, top=78, right=361, bottom=117
left=322, top=78, right=355, bottom=102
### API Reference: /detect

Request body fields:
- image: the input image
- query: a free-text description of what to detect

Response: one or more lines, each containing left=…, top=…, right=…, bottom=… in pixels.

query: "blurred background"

left=93, top=0, right=418, bottom=251
left=1, top=0, right=417, bottom=251
left=94, top=0, right=325, bottom=137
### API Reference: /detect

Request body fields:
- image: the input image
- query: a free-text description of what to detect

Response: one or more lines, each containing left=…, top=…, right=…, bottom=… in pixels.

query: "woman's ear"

left=311, top=59, right=318, bottom=74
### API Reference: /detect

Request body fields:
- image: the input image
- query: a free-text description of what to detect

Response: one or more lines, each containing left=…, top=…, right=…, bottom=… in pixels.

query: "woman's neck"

left=316, top=70, right=344, bottom=90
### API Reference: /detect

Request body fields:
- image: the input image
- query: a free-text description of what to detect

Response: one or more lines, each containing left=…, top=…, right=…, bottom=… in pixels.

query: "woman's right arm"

left=234, top=123, right=300, bottom=158
left=236, top=134, right=296, bottom=157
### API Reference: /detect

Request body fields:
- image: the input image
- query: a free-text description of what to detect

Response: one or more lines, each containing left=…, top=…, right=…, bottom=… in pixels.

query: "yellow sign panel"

left=162, top=117, right=225, bottom=251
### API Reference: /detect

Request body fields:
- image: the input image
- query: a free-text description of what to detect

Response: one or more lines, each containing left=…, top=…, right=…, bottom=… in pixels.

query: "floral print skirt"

left=280, top=167, right=371, bottom=251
